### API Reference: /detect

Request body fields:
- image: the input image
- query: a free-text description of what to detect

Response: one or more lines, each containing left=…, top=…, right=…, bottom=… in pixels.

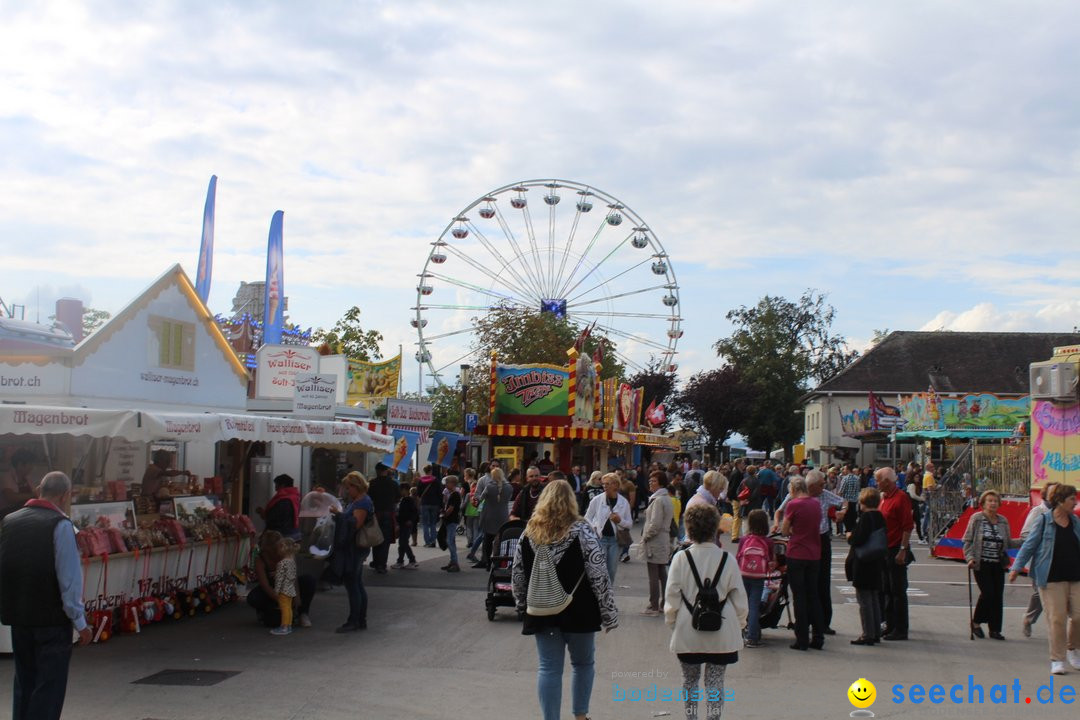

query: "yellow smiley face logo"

left=847, top=678, right=876, bottom=709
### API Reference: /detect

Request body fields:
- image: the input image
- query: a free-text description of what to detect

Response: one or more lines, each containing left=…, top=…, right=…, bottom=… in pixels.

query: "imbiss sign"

left=293, top=373, right=337, bottom=418
left=255, top=345, right=320, bottom=400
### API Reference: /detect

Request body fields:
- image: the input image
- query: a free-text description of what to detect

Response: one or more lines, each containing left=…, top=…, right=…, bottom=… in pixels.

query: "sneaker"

left=270, top=626, right=292, bottom=636
left=406, top=562, right=420, bottom=570
left=299, top=613, right=312, bottom=628
left=744, top=639, right=763, bottom=648
left=1051, top=661, right=1067, bottom=675
left=1068, top=649, right=1080, bottom=670
left=465, top=554, right=478, bottom=563
left=640, top=608, right=660, bottom=617
left=446, top=563, right=461, bottom=573
left=391, top=562, right=405, bottom=569
left=620, top=555, right=630, bottom=563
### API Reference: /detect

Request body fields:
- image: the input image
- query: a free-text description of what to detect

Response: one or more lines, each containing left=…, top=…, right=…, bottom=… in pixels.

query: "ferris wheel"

left=412, top=179, right=682, bottom=387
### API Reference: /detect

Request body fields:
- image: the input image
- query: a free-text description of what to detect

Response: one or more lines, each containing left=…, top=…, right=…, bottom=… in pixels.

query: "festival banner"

left=898, top=392, right=1029, bottom=431
left=195, top=175, right=217, bottom=303
left=383, top=428, right=421, bottom=472
left=262, top=211, right=285, bottom=345
left=571, top=352, right=597, bottom=426
left=346, top=354, right=402, bottom=408
left=428, top=430, right=465, bottom=467
left=613, top=383, right=643, bottom=433
left=493, top=362, right=569, bottom=421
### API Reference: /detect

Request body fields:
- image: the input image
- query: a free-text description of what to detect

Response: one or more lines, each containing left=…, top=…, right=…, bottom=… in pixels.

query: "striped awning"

left=484, top=424, right=618, bottom=442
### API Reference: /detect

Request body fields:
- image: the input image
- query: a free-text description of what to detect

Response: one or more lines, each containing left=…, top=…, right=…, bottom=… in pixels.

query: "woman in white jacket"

left=665, top=503, right=748, bottom=720
left=585, top=472, right=633, bottom=584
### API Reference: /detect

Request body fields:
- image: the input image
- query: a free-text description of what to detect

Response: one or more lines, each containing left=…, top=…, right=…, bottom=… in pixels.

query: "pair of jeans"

left=465, top=515, right=479, bottom=545
left=468, top=528, right=484, bottom=558
left=787, top=557, right=824, bottom=647
left=344, top=549, right=369, bottom=626
left=421, top=505, right=441, bottom=546
left=12, top=624, right=74, bottom=720
left=882, top=549, right=909, bottom=635
left=743, top=576, right=765, bottom=642
left=535, top=628, right=596, bottom=720
left=445, top=522, right=459, bottom=564
left=397, top=521, right=416, bottom=563
left=598, top=535, right=619, bottom=585
left=973, top=564, right=1006, bottom=633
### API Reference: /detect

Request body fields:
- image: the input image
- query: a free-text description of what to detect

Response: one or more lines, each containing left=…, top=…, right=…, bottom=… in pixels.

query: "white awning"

left=0, top=405, right=395, bottom=454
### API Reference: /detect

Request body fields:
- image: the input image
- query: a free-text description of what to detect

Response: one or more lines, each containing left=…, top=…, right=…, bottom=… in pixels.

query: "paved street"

left=2, top=537, right=1076, bottom=720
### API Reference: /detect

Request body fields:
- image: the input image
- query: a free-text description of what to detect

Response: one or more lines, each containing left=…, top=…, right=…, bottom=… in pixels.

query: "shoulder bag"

left=354, top=508, right=384, bottom=549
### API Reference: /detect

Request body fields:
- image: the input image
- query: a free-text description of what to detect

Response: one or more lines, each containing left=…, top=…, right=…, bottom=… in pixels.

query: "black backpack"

left=680, top=551, right=729, bottom=632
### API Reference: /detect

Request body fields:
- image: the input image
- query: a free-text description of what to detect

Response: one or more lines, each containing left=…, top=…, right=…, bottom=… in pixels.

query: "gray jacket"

left=641, top=488, right=674, bottom=564
left=962, top=512, right=1020, bottom=571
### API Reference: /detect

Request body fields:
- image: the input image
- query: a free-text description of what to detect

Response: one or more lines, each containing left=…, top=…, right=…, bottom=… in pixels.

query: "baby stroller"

left=759, top=533, right=793, bottom=631
left=485, top=519, right=526, bottom=621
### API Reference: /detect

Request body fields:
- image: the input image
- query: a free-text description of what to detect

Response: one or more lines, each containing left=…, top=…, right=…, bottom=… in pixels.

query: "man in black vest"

left=367, top=462, right=399, bottom=573
left=1, top=471, right=92, bottom=720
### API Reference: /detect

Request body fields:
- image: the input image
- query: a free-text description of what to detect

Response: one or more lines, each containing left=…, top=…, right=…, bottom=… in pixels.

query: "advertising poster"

left=494, top=362, right=569, bottom=421
left=613, top=383, right=643, bottom=433
left=428, top=430, right=465, bottom=467
left=383, top=428, right=421, bottom=472
left=346, top=354, right=401, bottom=408
left=572, top=353, right=597, bottom=426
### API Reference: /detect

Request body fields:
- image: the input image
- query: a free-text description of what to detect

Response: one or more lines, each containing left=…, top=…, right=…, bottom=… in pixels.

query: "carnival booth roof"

left=0, top=404, right=394, bottom=453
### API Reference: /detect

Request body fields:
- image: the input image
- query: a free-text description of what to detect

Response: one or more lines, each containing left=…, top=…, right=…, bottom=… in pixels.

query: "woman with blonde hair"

left=1010, top=484, right=1080, bottom=675
left=513, top=479, right=617, bottom=720
left=330, top=471, right=374, bottom=633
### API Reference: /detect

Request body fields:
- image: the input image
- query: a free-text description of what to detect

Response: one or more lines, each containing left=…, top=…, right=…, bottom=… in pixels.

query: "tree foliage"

left=312, top=306, right=384, bottom=361
left=669, top=366, right=750, bottom=462
left=82, top=308, right=111, bottom=336
left=714, top=290, right=858, bottom=456
left=470, top=304, right=624, bottom=380
left=626, top=357, right=677, bottom=431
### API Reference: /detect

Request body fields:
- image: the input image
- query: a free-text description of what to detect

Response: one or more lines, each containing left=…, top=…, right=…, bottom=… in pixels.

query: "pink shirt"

left=785, top=496, right=822, bottom=561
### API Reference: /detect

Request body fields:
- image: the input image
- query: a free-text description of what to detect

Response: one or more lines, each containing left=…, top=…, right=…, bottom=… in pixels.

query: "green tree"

left=714, top=291, right=858, bottom=458
left=312, top=306, right=384, bottom=360
left=82, top=308, right=111, bottom=336
left=470, top=304, right=624, bottom=380
left=669, top=366, right=750, bottom=462
left=626, top=357, right=677, bottom=431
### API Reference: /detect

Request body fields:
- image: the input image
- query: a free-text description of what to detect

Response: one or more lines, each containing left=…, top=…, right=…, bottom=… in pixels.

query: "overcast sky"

left=2, top=0, right=1078, bottom=392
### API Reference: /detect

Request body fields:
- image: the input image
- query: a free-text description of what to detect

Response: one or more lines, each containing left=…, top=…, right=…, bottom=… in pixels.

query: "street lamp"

left=460, top=364, right=471, bottom=435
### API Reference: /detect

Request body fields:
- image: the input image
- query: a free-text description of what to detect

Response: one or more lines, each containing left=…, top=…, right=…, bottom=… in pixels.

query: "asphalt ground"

left=1, top=532, right=1077, bottom=720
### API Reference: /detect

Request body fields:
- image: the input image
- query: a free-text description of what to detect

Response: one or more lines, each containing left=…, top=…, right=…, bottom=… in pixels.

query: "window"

left=148, top=315, right=195, bottom=371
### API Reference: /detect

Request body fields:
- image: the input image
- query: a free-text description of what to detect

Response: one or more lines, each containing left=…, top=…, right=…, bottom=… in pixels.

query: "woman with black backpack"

left=512, top=479, right=618, bottom=720
left=665, top=503, right=748, bottom=720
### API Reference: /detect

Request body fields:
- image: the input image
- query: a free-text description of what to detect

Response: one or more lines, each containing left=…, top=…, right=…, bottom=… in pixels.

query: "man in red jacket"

left=877, top=467, right=914, bottom=641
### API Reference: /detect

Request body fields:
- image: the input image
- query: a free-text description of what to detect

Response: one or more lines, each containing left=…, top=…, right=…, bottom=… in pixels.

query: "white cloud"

left=920, top=301, right=1080, bottom=333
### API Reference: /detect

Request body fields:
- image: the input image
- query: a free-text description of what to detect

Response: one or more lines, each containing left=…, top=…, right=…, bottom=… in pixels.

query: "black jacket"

left=845, top=510, right=886, bottom=590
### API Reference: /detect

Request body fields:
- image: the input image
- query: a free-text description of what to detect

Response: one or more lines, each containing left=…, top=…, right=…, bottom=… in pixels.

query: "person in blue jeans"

left=417, top=465, right=442, bottom=547
left=332, top=472, right=373, bottom=633
left=737, top=509, right=774, bottom=648
left=584, top=472, right=633, bottom=584
left=512, top=480, right=618, bottom=720
left=441, top=475, right=462, bottom=572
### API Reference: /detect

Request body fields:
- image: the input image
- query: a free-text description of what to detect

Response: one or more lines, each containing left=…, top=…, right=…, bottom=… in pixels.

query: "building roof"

left=811, top=331, right=1080, bottom=396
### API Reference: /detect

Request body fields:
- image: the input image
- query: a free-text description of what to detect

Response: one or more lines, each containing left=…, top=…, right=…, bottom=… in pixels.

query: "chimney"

left=55, top=298, right=85, bottom=343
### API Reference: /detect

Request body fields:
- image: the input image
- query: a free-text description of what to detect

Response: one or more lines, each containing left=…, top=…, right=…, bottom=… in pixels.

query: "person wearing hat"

left=367, top=462, right=399, bottom=574
left=257, top=475, right=301, bottom=540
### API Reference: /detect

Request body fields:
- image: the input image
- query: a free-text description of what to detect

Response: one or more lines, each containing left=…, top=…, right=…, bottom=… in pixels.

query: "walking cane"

left=967, top=566, right=975, bottom=640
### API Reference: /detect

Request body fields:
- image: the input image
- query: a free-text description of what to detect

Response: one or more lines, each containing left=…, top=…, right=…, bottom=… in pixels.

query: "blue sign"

left=465, top=413, right=479, bottom=433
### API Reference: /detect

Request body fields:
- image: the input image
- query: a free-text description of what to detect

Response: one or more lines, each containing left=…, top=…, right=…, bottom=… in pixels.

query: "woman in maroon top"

left=781, top=477, right=826, bottom=651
